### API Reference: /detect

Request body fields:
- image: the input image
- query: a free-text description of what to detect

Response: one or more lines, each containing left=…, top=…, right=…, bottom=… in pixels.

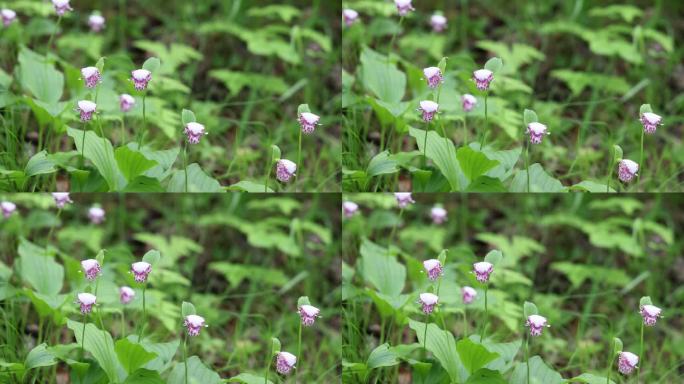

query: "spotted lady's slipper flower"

left=394, top=192, right=414, bottom=208
left=184, top=122, right=207, bottom=144
left=430, top=14, right=447, bottom=32
left=81, top=259, right=101, bottom=281
left=423, top=67, right=443, bottom=89
left=343, top=201, right=358, bottom=217
left=640, top=112, right=662, bottom=134
left=88, top=13, right=105, bottom=32
left=418, top=100, right=439, bottom=122
left=1, top=201, right=16, bottom=218
left=419, top=293, right=439, bottom=314
left=1, top=9, right=16, bottom=26
left=52, top=192, right=72, bottom=208
left=527, top=122, right=549, bottom=144
left=276, top=159, right=297, bottom=182
left=618, top=351, right=639, bottom=375
left=462, top=286, right=477, bottom=304
left=394, top=0, right=415, bottom=16
left=617, top=159, right=638, bottom=183
left=276, top=351, right=297, bottom=375
left=423, top=259, right=443, bottom=281
left=184, top=314, right=208, bottom=336
left=88, top=206, right=105, bottom=224
left=77, top=293, right=96, bottom=314
left=131, top=261, right=152, bottom=283
left=299, top=112, right=320, bottom=134
left=473, top=69, right=494, bottom=91
left=52, top=0, right=72, bottom=16
left=526, top=314, right=550, bottom=337
left=131, top=69, right=152, bottom=91
left=298, top=304, right=321, bottom=326
left=639, top=304, right=662, bottom=326
left=430, top=206, right=447, bottom=224
left=76, top=100, right=97, bottom=122
left=462, top=94, right=477, bottom=112
left=120, top=94, right=135, bottom=112
left=342, top=9, right=359, bottom=26
left=120, top=286, right=135, bottom=304
left=473, top=261, right=493, bottom=283
left=81, top=67, right=101, bottom=89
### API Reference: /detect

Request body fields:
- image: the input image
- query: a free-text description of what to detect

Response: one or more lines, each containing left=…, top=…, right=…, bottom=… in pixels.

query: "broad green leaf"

left=571, top=373, right=616, bottom=384
left=67, top=127, right=122, bottom=191
left=95, top=250, right=105, bottom=266
left=142, top=249, right=161, bottom=265
left=25, top=343, right=57, bottom=370
left=18, top=239, right=63, bottom=295
left=613, top=145, right=623, bottom=163
left=360, top=47, right=406, bottom=103
left=639, top=104, right=652, bottom=115
left=551, top=70, right=630, bottom=97
left=437, top=57, right=448, bottom=74
left=367, top=343, right=399, bottom=369
left=510, top=356, right=563, bottom=384
left=570, top=181, right=615, bottom=193
left=227, top=373, right=274, bottom=384
left=464, top=369, right=507, bottom=384
left=167, top=163, right=223, bottom=193
left=456, top=147, right=499, bottom=183
left=523, top=109, right=538, bottom=125
left=209, top=70, right=289, bottom=96
left=123, top=176, right=165, bottom=192
left=409, top=127, right=461, bottom=191
left=270, top=145, right=281, bottom=161
left=466, top=176, right=507, bottom=192
left=123, top=369, right=165, bottom=384
left=115, top=339, right=157, bottom=374
left=484, top=57, right=503, bottom=73
left=510, top=163, right=565, bottom=192
left=136, top=339, right=179, bottom=372
left=551, top=262, right=630, bottom=289
left=67, top=320, right=122, bottom=383
left=271, top=338, right=281, bottom=355
left=95, top=57, right=105, bottom=74
left=359, top=239, right=405, bottom=297
left=181, top=109, right=196, bottom=125
left=639, top=296, right=652, bottom=307
left=613, top=337, right=623, bottom=353
left=209, top=262, right=288, bottom=288
left=523, top=301, right=538, bottom=317
left=18, top=47, right=64, bottom=103
left=456, top=339, right=499, bottom=374
left=409, top=320, right=462, bottom=383
left=181, top=301, right=196, bottom=317
left=167, top=356, right=221, bottom=384
left=142, top=57, right=161, bottom=73
left=589, top=5, right=642, bottom=22
left=297, top=104, right=311, bottom=115
left=297, top=296, right=311, bottom=307
left=115, top=146, right=158, bottom=182
left=226, top=181, right=274, bottom=193
left=25, top=150, right=57, bottom=177
left=367, top=150, right=399, bottom=177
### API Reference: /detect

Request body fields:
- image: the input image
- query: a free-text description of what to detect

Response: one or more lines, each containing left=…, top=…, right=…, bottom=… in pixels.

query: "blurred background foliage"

left=0, top=193, right=341, bottom=382
left=342, top=193, right=682, bottom=382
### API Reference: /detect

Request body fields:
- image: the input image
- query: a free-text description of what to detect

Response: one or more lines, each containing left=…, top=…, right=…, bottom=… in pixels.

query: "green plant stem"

left=137, top=284, right=146, bottom=341
left=423, top=312, right=429, bottom=352
left=606, top=339, right=615, bottom=384
left=81, top=313, right=87, bottom=357
left=463, top=115, right=468, bottom=145
left=422, top=121, right=429, bottom=168
left=525, top=334, right=530, bottom=384
left=386, top=16, right=404, bottom=64
left=605, top=145, right=615, bottom=192
left=264, top=339, right=274, bottom=384
left=46, top=16, right=62, bottom=55
left=296, top=128, right=302, bottom=192
left=480, top=92, right=489, bottom=148
left=296, top=320, right=302, bottom=382
left=121, top=117, right=126, bottom=145
left=524, top=142, right=530, bottom=193
left=81, top=121, right=87, bottom=166
left=182, top=141, right=188, bottom=193
left=183, top=333, right=188, bottom=384
left=463, top=309, right=468, bottom=338
left=137, top=93, right=147, bottom=147
left=46, top=208, right=62, bottom=247
left=481, top=284, right=489, bottom=340
left=638, top=321, right=644, bottom=383
left=387, top=208, right=404, bottom=252
left=121, top=309, right=125, bottom=337
left=263, top=151, right=273, bottom=192
left=638, top=129, right=644, bottom=190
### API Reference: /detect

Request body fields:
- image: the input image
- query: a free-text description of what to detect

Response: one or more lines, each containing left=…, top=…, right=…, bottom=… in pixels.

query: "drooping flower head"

left=473, top=261, right=493, bottom=283
left=418, top=100, right=439, bottom=122
left=342, top=9, right=359, bottom=26
left=618, top=352, right=639, bottom=375
left=77, top=292, right=96, bottom=314
left=1, top=201, right=16, bottom=218
left=131, top=69, right=152, bottom=91
left=1, top=9, right=17, bottom=26
left=462, top=94, right=477, bottom=112
left=276, top=352, right=297, bottom=375
left=184, top=314, right=207, bottom=336
left=640, top=112, right=662, bottom=134
left=298, top=304, right=321, bottom=326
left=119, top=286, right=135, bottom=304
left=617, top=159, right=639, bottom=183
left=419, top=293, right=439, bottom=314
left=423, top=259, right=443, bottom=281
left=120, top=94, right=135, bottom=112
left=299, top=112, right=320, bottom=134
left=430, top=206, right=447, bottom=224
left=525, top=314, right=550, bottom=337
left=639, top=304, right=662, bottom=326
left=527, top=122, right=549, bottom=144
left=81, top=259, right=101, bottom=281
left=276, top=159, right=297, bottom=182
left=131, top=261, right=152, bottom=283
left=423, top=67, right=443, bottom=89
left=184, top=122, right=207, bottom=144
left=462, top=286, right=477, bottom=304
left=430, top=14, right=447, bottom=32
left=88, top=206, right=105, bottom=224
left=473, top=69, right=494, bottom=91
left=52, top=0, right=72, bottom=16
left=52, top=192, right=72, bottom=208
left=342, top=201, right=359, bottom=217
left=81, top=67, right=101, bottom=89
left=394, top=192, right=414, bottom=208
left=77, top=100, right=97, bottom=122
left=88, top=13, right=105, bottom=32
left=394, top=0, right=414, bottom=16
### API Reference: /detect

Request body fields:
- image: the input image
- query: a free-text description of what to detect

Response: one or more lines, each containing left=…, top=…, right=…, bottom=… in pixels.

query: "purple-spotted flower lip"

left=394, top=0, right=415, bottom=16
left=640, top=112, right=662, bottom=134
left=81, top=66, right=101, bottom=88
left=527, top=122, right=550, bottom=144
left=88, top=13, right=105, bottom=31
left=131, top=69, right=152, bottom=90
left=1, top=201, right=17, bottom=217
left=473, top=261, right=494, bottom=283
left=299, top=112, right=320, bottom=134
left=298, top=304, right=321, bottom=326
left=77, top=100, right=97, bottom=121
left=77, top=292, right=96, bottom=313
left=342, top=9, right=359, bottom=25
left=131, top=261, right=152, bottom=283
left=618, top=351, right=639, bottom=375
left=184, top=314, right=208, bottom=336
left=618, top=159, right=639, bottom=182
left=473, top=69, right=494, bottom=91
left=423, top=259, right=443, bottom=280
left=419, top=292, right=439, bottom=314
left=81, top=259, right=101, bottom=280
left=52, top=0, right=72, bottom=16
left=184, top=122, right=207, bottom=144
left=526, top=314, right=550, bottom=336
left=276, top=159, right=297, bottom=182
left=120, top=286, right=135, bottom=304
left=461, top=286, right=477, bottom=304
left=276, top=351, right=297, bottom=374
left=639, top=304, right=662, bottom=326
left=419, top=100, right=439, bottom=113
left=423, top=67, right=443, bottom=89
left=2, top=9, right=17, bottom=26
left=343, top=201, right=359, bottom=217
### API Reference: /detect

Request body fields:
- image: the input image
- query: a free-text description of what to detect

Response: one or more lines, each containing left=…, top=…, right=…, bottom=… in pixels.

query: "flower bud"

left=120, top=286, right=135, bottom=304
left=120, top=94, right=135, bottom=112
left=88, top=13, right=105, bottom=32
left=462, top=94, right=477, bottom=112
left=473, top=69, right=494, bottom=91
left=473, top=261, right=493, bottom=283
left=617, top=159, right=638, bottom=182
left=462, top=286, right=477, bottom=304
